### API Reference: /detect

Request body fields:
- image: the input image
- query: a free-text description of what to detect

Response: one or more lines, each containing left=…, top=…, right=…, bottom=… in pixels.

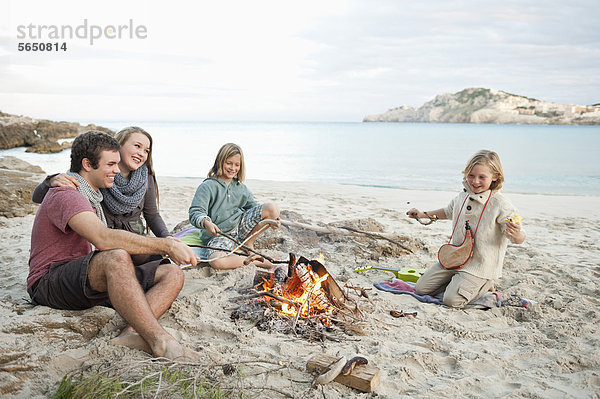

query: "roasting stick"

left=186, top=245, right=248, bottom=256
left=178, top=219, right=281, bottom=269
left=216, top=219, right=279, bottom=261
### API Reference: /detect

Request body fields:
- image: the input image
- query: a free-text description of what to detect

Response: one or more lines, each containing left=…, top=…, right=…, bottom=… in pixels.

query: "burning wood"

left=231, top=253, right=367, bottom=341
left=275, top=254, right=341, bottom=316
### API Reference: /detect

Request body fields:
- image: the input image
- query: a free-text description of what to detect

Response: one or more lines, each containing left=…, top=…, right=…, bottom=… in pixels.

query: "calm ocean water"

left=2, top=122, right=599, bottom=195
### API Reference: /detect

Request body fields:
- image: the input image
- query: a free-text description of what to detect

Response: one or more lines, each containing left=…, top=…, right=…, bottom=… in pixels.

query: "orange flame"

left=260, top=258, right=334, bottom=319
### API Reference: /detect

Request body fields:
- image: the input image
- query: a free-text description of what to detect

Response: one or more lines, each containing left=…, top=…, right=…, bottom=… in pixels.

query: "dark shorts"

left=28, top=251, right=168, bottom=310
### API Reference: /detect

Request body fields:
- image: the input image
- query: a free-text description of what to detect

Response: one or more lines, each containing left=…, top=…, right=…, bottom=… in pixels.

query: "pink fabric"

left=374, top=279, right=445, bottom=305
left=374, top=279, right=533, bottom=308
left=28, top=187, right=94, bottom=289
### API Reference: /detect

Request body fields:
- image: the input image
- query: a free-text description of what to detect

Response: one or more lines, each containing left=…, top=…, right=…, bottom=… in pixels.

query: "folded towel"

left=173, top=227, right=203, bottom=246
left=374, top=279, right=445, bottom=305
left=373, top=279, right=534, bottom=309
left=172, top=227, right=201, bottom=241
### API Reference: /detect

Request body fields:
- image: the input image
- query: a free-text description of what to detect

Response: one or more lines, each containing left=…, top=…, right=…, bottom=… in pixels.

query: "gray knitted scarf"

left=100, top=164, right=148, bottom=215
left=66, top=171, right=107, bottom=226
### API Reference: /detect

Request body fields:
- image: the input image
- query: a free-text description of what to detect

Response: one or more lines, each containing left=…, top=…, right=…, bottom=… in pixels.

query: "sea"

left=2, top=122, right=599, bottom=196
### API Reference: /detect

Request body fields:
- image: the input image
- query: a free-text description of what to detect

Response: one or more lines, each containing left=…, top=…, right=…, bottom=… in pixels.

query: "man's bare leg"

left=88, top=249, right=199, bottom=360
left=111, top=262, right=185, bottom=353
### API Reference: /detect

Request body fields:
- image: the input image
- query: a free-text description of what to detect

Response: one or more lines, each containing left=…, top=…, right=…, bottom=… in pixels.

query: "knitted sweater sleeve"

left=31, top=174, right=59, bottom=204
left=443, top=193, right=460, bottom=220
left=189, top=182, right=211, bottom=229
left=141, top=176, right=170, bottom=237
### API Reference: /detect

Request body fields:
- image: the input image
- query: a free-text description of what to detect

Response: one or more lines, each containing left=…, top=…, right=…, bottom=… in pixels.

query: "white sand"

left=0, top=177, right=599, bottom=398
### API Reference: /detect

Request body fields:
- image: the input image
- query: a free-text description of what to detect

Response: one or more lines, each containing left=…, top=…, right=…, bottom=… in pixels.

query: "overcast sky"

left=1, top=0, right=599, bottom=122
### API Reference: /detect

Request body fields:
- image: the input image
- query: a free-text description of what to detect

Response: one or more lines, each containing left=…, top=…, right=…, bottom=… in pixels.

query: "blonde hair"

left=208, top=143, right=246, bottom=182
left=462, top=149, right=504, bottom=190
left=113, top=126, right=160, bottom=204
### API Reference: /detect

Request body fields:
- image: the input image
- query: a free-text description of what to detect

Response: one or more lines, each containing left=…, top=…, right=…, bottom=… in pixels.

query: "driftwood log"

left=280, top=219, right=413, bottom=254
left=307, top=353, right=380, bottom=392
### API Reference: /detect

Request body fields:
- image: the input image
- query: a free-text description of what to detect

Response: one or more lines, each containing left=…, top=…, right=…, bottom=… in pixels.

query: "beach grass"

left=52, top=365, right=236, bottom=399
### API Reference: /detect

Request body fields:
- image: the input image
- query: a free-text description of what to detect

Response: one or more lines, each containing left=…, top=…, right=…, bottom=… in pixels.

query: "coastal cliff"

left=0, top=110, right=113, bottom=153
left=363, top=88, right=600, bottom=125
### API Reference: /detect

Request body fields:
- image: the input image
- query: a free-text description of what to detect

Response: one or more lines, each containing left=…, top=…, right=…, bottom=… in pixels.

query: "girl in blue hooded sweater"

left=189, top=143, right=280, bottom=269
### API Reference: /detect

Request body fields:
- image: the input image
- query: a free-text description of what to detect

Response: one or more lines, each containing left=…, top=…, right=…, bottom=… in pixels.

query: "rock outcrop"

left=0, top=156, right=45, bottom=217
left=0, top=111, right=113, bottom=153
left=363, top=88, right=600, bottom=125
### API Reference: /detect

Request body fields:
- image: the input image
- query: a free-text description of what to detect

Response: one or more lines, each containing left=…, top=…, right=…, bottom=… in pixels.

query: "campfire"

left=231, top=253, right=366, bottom=341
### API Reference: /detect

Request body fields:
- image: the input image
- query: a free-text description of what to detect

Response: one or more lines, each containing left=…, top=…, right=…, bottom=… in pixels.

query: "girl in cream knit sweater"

left=407, top=150, right=525, bottom=308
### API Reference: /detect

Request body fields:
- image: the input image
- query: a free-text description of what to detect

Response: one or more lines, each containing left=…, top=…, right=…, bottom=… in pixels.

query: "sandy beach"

left=0, top=176, right=599, bottom=398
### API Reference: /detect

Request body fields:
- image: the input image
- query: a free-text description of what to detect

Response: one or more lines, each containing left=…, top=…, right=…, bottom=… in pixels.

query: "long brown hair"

left=113, top=126, right=160, bottom=204
left=208, top=143, right=246, bottom=182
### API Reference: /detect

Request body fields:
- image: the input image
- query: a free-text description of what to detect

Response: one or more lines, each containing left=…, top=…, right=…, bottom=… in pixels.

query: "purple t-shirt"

left=28, top=187, right=94, bottom=289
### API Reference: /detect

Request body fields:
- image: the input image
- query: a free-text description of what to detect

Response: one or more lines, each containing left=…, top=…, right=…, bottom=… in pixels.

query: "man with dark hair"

left=28, top=130, right=200, bottom=360
left=69, top=130, right=121, bottom=172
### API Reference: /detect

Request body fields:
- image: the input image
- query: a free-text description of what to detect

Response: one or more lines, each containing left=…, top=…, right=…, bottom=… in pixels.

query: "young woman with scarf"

left=32, top=127, right=170, bottom=238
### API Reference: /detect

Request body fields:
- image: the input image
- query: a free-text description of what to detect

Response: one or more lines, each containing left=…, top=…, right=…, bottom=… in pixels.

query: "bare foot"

left=112, top=332, right=201, bottom=362
left=110, top=332, right=152, bottom=354
left=162, top=340, right=202, bottom=362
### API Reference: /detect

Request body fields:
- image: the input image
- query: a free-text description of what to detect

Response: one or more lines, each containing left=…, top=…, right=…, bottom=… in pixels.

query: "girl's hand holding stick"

left=406, top=208, right=444, bottom=225
left=203, top=219, right=221, bottom=236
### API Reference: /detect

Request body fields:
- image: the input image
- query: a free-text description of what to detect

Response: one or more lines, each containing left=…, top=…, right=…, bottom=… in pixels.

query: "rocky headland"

left=363, top=88, right=600, bottom=125
left=0, top=110, right=113, bottom=153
